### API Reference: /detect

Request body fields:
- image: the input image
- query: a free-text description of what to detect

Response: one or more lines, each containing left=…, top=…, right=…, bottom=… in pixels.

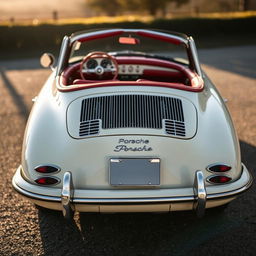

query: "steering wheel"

left=80, top=51, right=118, bottom=80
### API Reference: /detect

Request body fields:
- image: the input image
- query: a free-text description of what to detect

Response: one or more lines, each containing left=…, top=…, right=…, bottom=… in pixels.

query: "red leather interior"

left=59, top=56, right=203, bottom=92
left=61, top=63, right=80, bottom=85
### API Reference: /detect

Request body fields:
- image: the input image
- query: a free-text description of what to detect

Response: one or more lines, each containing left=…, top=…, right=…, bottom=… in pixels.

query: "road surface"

left=0, top=45, right=255, bottom=256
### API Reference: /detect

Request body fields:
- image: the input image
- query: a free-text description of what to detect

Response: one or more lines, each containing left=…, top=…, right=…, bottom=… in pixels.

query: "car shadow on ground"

left=198, top=45, right=256, bottom=79
left=0, top=69, right=29, bottom=120
left=38, top=207, right=235, bottom=256
left=38, top=140, right=255, bottom=256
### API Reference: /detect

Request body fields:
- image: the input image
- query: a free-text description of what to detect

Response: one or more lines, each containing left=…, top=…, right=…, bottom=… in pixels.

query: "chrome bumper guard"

left=60, top=170, right=207, bottom=218
left=193, top=170, right=207, bottom=217
left=61, top=172, right=74, bottom=219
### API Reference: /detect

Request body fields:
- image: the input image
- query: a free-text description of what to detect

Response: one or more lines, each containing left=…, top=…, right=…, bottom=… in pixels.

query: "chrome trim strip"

left=12, top=178, right=61, bottom=202
left=110, top=159, right=121, bottom=163
left=70, top=29, right=188, bottom=45
left=71, top=29, right=122, bottom=43
left=56, top=36, right=70, bottom=76
left=150, top=159, right=160, bottom=163
left=135, top=29, right=188, bottom=45
left=207, top=170, right=253, bottom=199
left=73, top=196, right=194, bottom=204
left=193, top=170, right=206, bottom=217
left=188, top=37, right=202, bottom=77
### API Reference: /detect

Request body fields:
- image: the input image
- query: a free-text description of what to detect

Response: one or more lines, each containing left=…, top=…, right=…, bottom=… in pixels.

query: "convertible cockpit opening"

left=57, top=29, right=204, bottom=92
left=60, top=55, right=202, bottom=87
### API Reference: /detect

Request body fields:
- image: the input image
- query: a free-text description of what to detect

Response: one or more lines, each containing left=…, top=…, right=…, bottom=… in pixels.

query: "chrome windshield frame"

left=57, top=29, right=202, bottom=78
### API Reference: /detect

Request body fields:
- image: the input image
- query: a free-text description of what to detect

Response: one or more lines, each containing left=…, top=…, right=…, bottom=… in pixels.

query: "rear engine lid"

left=67, top=93, right=197, bottom=139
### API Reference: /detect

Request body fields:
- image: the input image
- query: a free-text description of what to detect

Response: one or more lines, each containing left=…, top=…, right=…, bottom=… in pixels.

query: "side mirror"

left=40, top=53, right=55, bottom=69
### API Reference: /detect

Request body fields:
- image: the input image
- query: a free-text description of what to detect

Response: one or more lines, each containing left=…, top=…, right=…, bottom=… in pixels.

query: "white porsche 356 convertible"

left=12, top=29, right=252, bottom=218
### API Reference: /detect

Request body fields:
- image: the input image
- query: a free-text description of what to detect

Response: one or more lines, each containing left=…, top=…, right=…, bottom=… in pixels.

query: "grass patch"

left=1, top=11, right=256, bottom=26
left=1, top=15, right=256, bottom=60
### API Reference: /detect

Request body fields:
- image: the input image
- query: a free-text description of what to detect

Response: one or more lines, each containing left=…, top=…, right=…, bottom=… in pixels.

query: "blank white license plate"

left=110, top=158, right=160, bottom=186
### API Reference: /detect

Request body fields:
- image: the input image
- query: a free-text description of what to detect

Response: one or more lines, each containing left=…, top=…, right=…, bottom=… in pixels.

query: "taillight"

left=207, top=164, right=231, bottom=173
left=35, top=177, right=60, bottom=185
left=34, top=165, right=60, bottom=174
left=207, top=175, right=232, bottom=184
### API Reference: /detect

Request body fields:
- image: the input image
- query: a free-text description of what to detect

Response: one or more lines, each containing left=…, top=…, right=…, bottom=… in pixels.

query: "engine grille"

left=79, top=95, right=185, bottom=137
left=165, top=120, right=186, bottom=136
left=79, top=120, right=100, bottom=137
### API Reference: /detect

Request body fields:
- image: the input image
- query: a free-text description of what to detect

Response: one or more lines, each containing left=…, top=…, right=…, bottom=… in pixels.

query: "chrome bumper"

left=12, top=164, right=253, bottom=219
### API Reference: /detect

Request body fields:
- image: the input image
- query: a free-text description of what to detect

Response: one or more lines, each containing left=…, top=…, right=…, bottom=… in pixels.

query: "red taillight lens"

left=34, top=165, right=60, bottom=174
left=207, top=164, right=231, bottom=173
left=208, top=175, right=232, bottom=184
left=35, top=177, right=59, bottom=185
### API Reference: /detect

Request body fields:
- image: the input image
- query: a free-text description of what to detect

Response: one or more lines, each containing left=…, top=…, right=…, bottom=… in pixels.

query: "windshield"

left=69, top=32, right=188, bottom=64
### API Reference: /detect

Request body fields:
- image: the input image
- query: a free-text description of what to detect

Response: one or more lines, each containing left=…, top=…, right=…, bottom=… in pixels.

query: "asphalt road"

left=0, top=45, right=255, bottom=256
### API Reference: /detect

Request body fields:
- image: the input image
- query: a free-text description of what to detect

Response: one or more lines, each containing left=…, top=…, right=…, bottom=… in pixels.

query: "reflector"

left=35, top=177, right=59, bottom=185
left=208, top=175, right=232, bottom=184
left=207, top=164, right=231, bottom=173
left=34, top=165, right=60, bottom=173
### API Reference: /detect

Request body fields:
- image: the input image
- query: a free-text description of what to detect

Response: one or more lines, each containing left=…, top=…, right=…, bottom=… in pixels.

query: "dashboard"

left=62, top=55, right=189, bottom=85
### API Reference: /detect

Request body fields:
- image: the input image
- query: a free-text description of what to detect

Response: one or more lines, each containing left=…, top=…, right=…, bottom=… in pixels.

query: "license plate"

left=110, top=158, right=160, bottom=186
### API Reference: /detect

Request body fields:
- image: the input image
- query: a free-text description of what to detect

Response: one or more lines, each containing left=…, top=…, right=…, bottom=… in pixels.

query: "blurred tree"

left=242, top=0, right=250, bottom=11
left=119, top=0, right=189, bottom=16
left=87, top=0, right=189, bottom=16
left=87, top=0, right=122, bottom=16
left=237, top=0, right=251, bottom=11
left=219, top=0, right=233, bottom=12
left=117, top=0, right=138, bottom=12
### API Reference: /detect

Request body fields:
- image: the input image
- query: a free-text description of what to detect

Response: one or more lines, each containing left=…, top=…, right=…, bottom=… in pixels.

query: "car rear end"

left=12, top=81, right=252, bottom=218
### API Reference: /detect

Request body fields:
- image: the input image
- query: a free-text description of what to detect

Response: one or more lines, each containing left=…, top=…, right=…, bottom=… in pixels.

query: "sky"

left=0, top=0, right=87, bottom=20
